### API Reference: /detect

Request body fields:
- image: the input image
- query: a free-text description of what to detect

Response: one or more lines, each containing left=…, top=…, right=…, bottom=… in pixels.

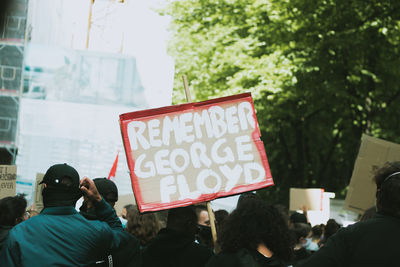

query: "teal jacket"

left=0, top=199, right=128, bottom=267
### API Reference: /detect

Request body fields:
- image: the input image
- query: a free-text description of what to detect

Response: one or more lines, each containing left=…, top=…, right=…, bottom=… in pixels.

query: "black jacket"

left=79, top=206, right=141, bottom=267
left=142, top=228, right=214, bottom=267
left=298, top=213, right=400, bottom=267
left=206, top=248, right=286, bottom=267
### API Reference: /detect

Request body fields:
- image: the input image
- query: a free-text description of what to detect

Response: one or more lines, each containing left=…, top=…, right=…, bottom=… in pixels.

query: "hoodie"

left=142, top=228, right=214, bottom=267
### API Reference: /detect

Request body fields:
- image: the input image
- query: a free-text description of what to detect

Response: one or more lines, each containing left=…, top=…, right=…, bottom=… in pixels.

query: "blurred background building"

left=0, top=0, right=174, bottom=202
left=0, top=0, right=26, bottom=165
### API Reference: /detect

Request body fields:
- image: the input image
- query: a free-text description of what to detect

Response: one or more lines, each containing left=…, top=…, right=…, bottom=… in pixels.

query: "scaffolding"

left=0, top=0, right=28, bottom=164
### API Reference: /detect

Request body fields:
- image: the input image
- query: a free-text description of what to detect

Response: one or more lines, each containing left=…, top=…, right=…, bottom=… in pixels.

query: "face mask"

left=197, top=224, right=212, bottom=239
left=43, top=186, right=82, bottom=207
left=303, top=237, right=312, bottom=248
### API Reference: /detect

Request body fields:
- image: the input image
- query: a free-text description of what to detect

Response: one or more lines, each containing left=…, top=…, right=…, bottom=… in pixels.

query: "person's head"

left=155, top=210, right=168, bottom=229
left=311, top=225, right=323, bottom=241
left=126, top=206, right=160, bottom=246
left=194, top=205, right=214, bottom=248
left=291, top=223, right=312, bottom=246
left=289, top=212, right=308, bottom=226
left=41, top=163, right=82, bottom=207
left=237, top=192, right=260, bottom=209
left=214, top=209, right=229, bottom=227
left=219, top=198, right=294, bottom=262
left=194, top=205, right=210, bottom=226
left=122, top=204, right=134, bottom=219
left=374, top=161, right=400, bottom=218
left=93, top=178, right=118, bottom=208
left=273, top=204, right=290, bottom=226
left=323, top=219, right=340, bottom=241
left=0, top=194, right=27, bottom=226
left=167, top=206, right=198, bottom=237
left=214, top=209, right=229, bottom=248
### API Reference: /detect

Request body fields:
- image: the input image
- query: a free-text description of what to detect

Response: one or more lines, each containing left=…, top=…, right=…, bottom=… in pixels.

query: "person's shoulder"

left=83, top=216, right=114, bottom=231
left=115, top=229, right=140, bottom=245
left=183, top=242, right=214, bottom=265
left=69, top=213, right=117, bottom=237
left=373, top=213, right=400, bottom=224
left=207, top=249, right=270, bottom=267
left=191, top=242, right=214, bottom=255
left=206, top=251, right=240, bottom=267
left=9, top=215, right=39, bottom=233
left=345, top=214, right=399, bottom=233
left=3, top=219, right=31, bottom=244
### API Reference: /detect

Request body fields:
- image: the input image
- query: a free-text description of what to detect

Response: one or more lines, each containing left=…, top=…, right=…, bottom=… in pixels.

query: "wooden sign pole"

left=181, top=75, right=220, bottom=253
left=206, top=201, right=219, bottom=253
left=182, top=75, right=192, bottom=103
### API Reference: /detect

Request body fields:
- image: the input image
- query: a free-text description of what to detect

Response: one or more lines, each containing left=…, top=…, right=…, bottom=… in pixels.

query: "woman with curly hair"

left=206, top=197, right=294, bottom=267
left=125, top=206, right=161, bottom=247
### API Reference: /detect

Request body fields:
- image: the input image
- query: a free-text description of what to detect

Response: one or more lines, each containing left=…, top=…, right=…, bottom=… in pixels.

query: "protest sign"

left=120, top=93, right=273, bottom=212
left=0, top=165, right=17, bottom=198
left=33, top=173, right=44, bottom=211
left=344, top=134, right=400, bottom=214
left=289, top=188, right=325, bottom=211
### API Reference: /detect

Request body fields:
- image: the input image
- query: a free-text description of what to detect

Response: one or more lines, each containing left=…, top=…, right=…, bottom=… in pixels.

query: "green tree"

left=164, top=0, right=400, bottom=205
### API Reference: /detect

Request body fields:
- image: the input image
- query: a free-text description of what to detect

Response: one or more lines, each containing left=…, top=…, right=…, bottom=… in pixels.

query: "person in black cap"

left=79, top=177, right=141, bottom=267
left=298, top=161, right=400, bottom=267
left=142, top=206, right=214, bottom=267
left=0, top=163, right=132, bottom=267
left=94, top=178, right=119, bottom=207
left=80, top=178, right=119, bottom=220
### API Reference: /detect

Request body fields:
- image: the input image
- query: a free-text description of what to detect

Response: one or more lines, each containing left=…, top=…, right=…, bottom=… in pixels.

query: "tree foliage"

left=163, top=0, right=400, bottom=204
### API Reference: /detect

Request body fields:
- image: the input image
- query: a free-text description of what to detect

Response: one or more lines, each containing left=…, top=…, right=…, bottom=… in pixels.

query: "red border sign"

left=120, top=93, right=273, bottom=212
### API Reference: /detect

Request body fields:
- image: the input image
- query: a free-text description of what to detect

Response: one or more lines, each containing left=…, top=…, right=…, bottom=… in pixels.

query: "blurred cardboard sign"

left=34, top=173, right=44, bottom=211
left=120, top=93, right=274, bottom=212
left=344, top=134, right=400, bottom=214
left=0, top=165, right=17, bottom=198
left=289, top=188, right=325, bottom=211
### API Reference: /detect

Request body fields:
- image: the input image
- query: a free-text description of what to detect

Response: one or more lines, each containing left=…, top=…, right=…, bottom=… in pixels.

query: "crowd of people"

left=0, top=161, right=399, bottom=266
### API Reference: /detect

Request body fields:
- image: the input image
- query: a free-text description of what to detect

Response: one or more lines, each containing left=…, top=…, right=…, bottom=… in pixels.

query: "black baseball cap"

left=40, top=163, right=80, bottom=189
left=93, top=178, right=118, bottom=203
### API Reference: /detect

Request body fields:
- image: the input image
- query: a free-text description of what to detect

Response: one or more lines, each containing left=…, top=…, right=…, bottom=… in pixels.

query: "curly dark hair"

left=126, top=207, right=160, bottom=246
left=219, top=198, right=294, bottom=262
